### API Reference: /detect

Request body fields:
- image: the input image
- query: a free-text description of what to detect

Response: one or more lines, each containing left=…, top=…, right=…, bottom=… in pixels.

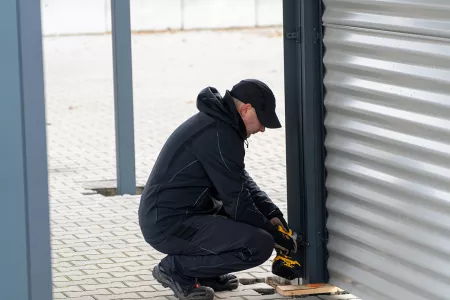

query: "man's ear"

left=241, top=103, right=252, bottom=116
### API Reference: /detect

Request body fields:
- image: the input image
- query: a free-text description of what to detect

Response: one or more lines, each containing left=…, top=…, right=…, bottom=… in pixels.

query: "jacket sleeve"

left=243, top=170, right=284, bottom=220
left=190, top=126, right=277, bottom=236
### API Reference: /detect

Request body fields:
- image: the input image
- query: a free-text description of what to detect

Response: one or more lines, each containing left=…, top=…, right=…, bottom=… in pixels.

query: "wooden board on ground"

left=276, top=284, right=343, bottom=296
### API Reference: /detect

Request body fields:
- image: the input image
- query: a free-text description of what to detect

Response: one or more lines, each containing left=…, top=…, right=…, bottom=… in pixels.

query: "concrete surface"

left=41, top=0, right=283, bottom=36
left=43, top=27, right=358, bottom=299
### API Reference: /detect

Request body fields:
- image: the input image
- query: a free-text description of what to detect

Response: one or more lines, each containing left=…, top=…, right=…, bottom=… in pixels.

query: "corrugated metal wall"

left=322, top=1, right=450, bottom=300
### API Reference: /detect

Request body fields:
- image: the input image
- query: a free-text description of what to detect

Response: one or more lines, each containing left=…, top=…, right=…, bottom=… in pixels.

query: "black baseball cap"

left=229, top=79, right=282, bottom=129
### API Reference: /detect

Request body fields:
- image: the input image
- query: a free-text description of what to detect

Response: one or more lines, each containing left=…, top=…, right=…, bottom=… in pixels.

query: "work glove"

left=270, top=216, right=289, bottom=231
left=272, top=226, right=297, bottom=255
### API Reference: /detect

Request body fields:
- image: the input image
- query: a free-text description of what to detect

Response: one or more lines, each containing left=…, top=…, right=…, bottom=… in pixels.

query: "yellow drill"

left=272, top=225, right=304, bottom=280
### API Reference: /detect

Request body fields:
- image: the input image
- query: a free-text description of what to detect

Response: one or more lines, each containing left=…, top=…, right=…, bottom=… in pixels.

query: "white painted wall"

left=40, top=0, right=282, bottom=36
left=183, top=0, right=256, bottom=29
left=41, top=0, right=108, bottom=35
left=109, top=0, right=184, bottom=32
left=256, top=0, right=283, bottom=26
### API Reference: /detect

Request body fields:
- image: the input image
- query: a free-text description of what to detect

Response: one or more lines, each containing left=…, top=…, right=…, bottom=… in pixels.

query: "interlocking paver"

left=53, top=276, right=72, bottom=283
left=319, top=295, right=361, bottom=300
left=71, top=258, right=116, bottom=266
left=67, top=272, right=115, bottom=281
left=64, top=289, right=112, bottom=297
left=53, top=278, right=98, bottom=288
left=110, top=255, right=153, bottom=263
left=95, top=276, right=141, bottom=284
left=240, top=283, right=274, bottom=293
left=92, top=293, right=143, bottom=300
left=133, top=290, right=174, bottom=297
left=52, top=293, right=68, bottom=299
left=109, top=285, right=156, bottom=294
left=81, top=282, right=128, bottom=291
left=215, top=289, right=261, bottom=299
left=52, top=261, right=74, bottom=268
left=244, top=295, right=301, bottom=300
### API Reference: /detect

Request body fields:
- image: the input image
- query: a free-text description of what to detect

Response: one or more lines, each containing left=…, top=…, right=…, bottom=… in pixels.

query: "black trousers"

left=150, top=214, right=275, bottom=284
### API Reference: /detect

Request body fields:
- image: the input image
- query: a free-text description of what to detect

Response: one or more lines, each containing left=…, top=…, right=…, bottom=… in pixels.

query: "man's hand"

left=273, top=229, right=297, bottom=255
left=270, top=217, right=286, bottom=230
left=270, top=217, right=289, bottom=231
left=270, top=217, right=296, bottom=255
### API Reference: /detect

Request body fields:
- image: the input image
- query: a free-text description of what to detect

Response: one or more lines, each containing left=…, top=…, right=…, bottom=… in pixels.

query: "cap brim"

left=258, top=111, right=282, bottom=129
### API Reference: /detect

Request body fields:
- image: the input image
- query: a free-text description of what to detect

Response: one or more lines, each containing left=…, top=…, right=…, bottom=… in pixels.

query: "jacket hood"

left=196, top=87, right=247, bottom=140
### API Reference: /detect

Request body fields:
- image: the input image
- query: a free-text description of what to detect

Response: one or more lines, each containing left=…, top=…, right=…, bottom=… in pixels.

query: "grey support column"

left=0, top=0, right=53, bottom=299
left=111, top=0, right=137, bottom=195
left=283, top=0, right=305, bottom=281
left=300, top=0, right=327, bottom=284
left=283, top=0, right=327, bottom=284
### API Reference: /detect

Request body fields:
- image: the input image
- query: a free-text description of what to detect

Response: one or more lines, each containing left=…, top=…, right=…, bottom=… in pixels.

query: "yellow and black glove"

left=269, top=215, right=289, bottom=231
left=272, top=225, right=297, bottom=256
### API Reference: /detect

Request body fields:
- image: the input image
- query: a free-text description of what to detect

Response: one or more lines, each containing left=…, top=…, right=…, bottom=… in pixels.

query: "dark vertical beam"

left=1, top=0, right=53, bottom=299
left=111, top=0, right=137, bottom=195
left=283, top=0, right=305, bottom=280
left=300, top=0, right=327, bottom=283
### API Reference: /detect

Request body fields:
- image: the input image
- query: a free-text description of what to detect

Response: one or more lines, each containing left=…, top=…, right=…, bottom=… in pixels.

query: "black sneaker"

left=152, top=264, right=214, bottom=300
left=198, top=274, right=239, bottom=291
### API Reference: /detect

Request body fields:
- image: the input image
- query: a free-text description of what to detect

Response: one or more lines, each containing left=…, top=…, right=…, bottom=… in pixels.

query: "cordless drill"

left=272, top=225, right=304, bottom=280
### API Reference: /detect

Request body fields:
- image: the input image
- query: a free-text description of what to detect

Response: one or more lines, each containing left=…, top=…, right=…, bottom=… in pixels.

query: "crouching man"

left=138, top=79, right=296, bottom=300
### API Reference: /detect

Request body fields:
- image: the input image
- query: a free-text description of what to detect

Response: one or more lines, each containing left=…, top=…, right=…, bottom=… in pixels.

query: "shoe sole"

left=213, top=278, right=239, bottom=292
left=152, top=266, right=215, bottom=300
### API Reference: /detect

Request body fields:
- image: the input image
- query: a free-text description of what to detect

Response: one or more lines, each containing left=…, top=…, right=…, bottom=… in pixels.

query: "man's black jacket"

left=138, top=87, right=284, bottom=244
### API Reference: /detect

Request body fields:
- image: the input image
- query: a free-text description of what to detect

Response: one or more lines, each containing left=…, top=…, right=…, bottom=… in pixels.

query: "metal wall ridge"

left=328, top=233, right=450, bottom=289
left=323, top=0, right=450, bottom=299
left=323, top=23, right=450, bottom=43
left=327, top=237, right=450, bottom=300
left=323, top=26, right=450, bottom=56
left=326, top=176, right=450, bottom=232
left=323, top=0, right=450, bottom=39
left=325, top=155, right=450, bottom=214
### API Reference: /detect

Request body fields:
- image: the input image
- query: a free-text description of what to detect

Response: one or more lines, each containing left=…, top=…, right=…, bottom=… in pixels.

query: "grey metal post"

left=283, top=0, right=327, bottom=284
left=111, top=0, right=137, bottom=195
left=0, top=0, right=53, bottom=299
left=300, top=0, right=327, bottom=283
left=282, top=0, right=305, bottom=282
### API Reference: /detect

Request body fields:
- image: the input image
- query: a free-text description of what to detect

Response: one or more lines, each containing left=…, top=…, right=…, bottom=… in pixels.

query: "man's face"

left=240, top=104, right=265, bottom=137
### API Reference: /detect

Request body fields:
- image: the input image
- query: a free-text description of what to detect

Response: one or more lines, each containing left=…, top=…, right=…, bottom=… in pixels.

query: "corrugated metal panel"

left=323, top=2, right=450, bottom=299
left=323, top=0, right=450, bottom=38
